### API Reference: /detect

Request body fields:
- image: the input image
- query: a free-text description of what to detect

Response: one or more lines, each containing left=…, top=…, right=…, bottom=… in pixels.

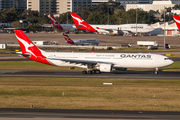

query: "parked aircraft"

left=63, top=33, right=99, bottom=46
left=173, top=15, right=180, bottom=29
left=39, top=14, right=76, bottom=32
left=70, top=12, right=155, bottom=35
left=50, top=14, right=63, bottom=30
left=14, top=30, right=173, bottom=74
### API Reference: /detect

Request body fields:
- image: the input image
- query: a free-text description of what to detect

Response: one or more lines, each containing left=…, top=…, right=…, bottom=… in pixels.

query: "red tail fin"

left=70, top=12, right=97, bottom=32
left=50, top=14, right=63, bottom=30
left=14, top=30, right=51, bottom=65
left=63, top=33, right=74, bottom=45
left=173, top=15, right=180, bottom=29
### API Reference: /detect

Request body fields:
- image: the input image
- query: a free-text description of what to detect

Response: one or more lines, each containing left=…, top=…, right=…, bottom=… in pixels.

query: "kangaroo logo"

left=63, top=33, right=70, bottom=41
left=65, top=36, right=70, bottom=41
left=174, top=17, right=180, bottom=24
left=16, top=35, right=37, bottom=58
left=71, top=15, right=87, bottom=28
left=51, top=17, right=58, bottom=25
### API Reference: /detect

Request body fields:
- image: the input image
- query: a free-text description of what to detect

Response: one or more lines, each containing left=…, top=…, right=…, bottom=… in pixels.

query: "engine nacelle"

left=112, top=30, right=118, bottom=35
left=114, top=67, right=127, bottom=71
left=99, top=64, right=113, bottom=72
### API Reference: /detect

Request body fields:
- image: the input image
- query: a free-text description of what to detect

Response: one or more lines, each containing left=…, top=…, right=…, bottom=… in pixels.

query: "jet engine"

left=97, top=64, right=113, bottom=72
left=112, top=30, right=118, bottom=35
left=114, top=67, right=127, bottom=71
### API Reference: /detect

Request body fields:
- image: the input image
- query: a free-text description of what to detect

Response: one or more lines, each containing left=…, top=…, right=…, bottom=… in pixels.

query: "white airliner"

left=70, top=12, right=155, bottom=35
left=14, top=30, right=173, bottom=74
left=63, top=33, right=99, bottom=46
left=39, top=14, right=76, bottom=32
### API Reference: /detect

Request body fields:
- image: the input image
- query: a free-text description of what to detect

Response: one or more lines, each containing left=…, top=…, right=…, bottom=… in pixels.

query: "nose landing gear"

left=155, top=68, right=158, bottom=75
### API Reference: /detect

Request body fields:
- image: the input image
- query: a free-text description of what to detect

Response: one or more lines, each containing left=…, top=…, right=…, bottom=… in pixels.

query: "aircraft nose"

left=169, top=59, right=174, bottom=65
left=166, top=59, right=174, bottom=66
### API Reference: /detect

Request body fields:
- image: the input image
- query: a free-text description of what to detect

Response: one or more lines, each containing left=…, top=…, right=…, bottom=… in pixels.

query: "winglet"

left=70, top=12, right=97, bottom=32
left=50, top=14, right=63, bottom=30
left=63, top=33, right=75, bottom=45
left=173, top=15, right=180, bottom=29
left=14, top=30, right=51, bottom=65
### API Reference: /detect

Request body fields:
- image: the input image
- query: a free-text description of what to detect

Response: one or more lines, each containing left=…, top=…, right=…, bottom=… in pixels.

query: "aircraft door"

left=155, top=56, right=159, bottom=63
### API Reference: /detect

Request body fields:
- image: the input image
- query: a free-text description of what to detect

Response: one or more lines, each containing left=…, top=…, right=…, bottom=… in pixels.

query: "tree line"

left=0, top=1, right=178, bottom=30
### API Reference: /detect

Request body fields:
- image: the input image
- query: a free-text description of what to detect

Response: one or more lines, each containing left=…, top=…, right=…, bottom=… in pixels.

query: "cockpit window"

left=164, top=58, right=171, bottom=60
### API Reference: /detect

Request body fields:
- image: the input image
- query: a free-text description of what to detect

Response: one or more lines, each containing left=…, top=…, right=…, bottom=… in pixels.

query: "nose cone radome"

left=169, top=59, right=174, bottom=66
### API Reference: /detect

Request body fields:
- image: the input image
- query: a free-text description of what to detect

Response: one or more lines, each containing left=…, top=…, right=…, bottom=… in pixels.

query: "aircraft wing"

left=48, top=58, right=113, bottom=65
left=95, top=27, right=113, bottom=32
left=39, top=24, right=53, bottom=28
left=96, top=27, right=123, bottom=34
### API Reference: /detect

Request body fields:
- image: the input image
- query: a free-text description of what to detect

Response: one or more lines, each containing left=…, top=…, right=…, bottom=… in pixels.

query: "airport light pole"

left=108, top=6, right=109, bottom=25
left=67, top=12, right=68, bottom=24
left=164, top=6, right=166, bottom=49
left=136, top=8, right=137, bottom=36
left=107, top=3, right=113, bottom=25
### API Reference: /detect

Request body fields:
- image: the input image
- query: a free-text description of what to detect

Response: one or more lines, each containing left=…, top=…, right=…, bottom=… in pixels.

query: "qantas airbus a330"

left=14, top=30, right=173, bottom=74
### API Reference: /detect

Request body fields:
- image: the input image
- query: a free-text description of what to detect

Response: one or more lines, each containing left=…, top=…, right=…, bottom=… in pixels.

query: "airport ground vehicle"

left=137, top=41, right=158, bottom=47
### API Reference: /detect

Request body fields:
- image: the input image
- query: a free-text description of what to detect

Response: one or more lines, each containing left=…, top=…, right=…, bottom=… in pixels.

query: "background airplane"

left=63, top=33, right=99, bottom=46
left=50, top=14, right=63, bottom=30
left=39, top=14, right=76, bottom=32
left=173, top=15, right=180, bottom=29
left=70, top=12, right=155, bottom=35
left=14, top=30, right=173, bottom=75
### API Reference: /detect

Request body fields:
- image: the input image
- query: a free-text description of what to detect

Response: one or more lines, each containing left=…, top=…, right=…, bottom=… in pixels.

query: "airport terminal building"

left=126, top=1, right=180, bottom=12
left=0, top=0, right=26, bottom=11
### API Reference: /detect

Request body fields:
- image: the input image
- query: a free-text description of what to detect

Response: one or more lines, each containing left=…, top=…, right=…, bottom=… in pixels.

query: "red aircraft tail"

left=173, top=15, right=180, bottom=29
left=50, top=14, right=63, bottom=30
left=70, top=12, right=97, bottom=32
left=63, top=33, right=74, bottom=45
left=14, top=30, right=51, bottom=65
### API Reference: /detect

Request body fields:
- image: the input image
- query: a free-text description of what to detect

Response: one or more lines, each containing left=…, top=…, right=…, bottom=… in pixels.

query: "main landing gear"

left=155, top=68, right=158, bottom=75
left=82, top=64, right=101, bottom=74
left=82, top=70, right=101, bottom=74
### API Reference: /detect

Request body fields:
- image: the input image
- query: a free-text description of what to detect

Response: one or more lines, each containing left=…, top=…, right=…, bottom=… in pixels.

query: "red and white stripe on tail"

left=63, top=33, right=74, bottom=45
left=173, top=15, right=180, bottom=29
left=50, top=14, right=63, bottom=30
left=14, top=30, right=51, bottom=65
left=70, top=12, right=97, bottom=33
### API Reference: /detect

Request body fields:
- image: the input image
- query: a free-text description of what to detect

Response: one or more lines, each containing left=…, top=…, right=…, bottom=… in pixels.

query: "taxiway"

left=0, top=70, right=180, bottom=80
left=0, top=108, right=180, bottom=120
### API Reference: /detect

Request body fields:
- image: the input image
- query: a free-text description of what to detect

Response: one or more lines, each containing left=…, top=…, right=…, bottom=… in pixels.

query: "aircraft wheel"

left=83, top=71, right=87, bottom=74
left=96, top=70, right=101, bottom=74
left=155, top=71, right=158, bottom=75
left=155, top=68, right=158, bottom=75
left=93, top=70, right=96, bottom=74
left=88, top=71, right=92, bottom=74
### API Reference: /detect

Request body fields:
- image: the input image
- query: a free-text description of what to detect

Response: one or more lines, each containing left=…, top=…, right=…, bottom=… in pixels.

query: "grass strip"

left=0, top=77, right=180, bottom=111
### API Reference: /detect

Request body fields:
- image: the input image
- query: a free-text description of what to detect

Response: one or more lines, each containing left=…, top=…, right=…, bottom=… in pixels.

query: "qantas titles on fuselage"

left=120, top=54, right=151, bottom=59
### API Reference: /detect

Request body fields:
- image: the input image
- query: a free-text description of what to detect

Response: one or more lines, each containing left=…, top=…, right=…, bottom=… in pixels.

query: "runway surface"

left=0, top=70, right=180, bottom=80
left=0, top=108, right=180, bottom=120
